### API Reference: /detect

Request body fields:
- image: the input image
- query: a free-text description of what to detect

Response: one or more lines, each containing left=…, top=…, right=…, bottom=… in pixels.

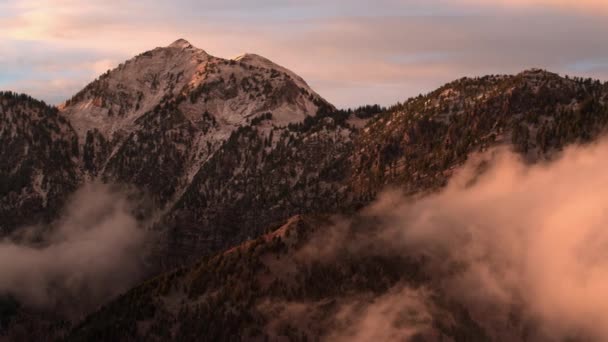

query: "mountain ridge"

left=3, top=41, right=608, bottom=340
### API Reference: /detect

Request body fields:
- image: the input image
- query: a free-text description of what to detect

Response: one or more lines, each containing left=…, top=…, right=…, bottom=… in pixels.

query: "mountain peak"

left=168, top=38, right=193, bottom=49
left=61, top=39, right=330, bottom=142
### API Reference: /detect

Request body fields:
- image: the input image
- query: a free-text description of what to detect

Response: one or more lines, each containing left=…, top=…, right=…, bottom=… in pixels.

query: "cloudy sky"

left=1, top=0, right=608, bottom=108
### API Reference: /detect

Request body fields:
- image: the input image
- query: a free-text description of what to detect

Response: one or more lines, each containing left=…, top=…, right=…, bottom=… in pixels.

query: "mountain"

left=161, top=67, right=608, bottom=268
left=1, top=39, right=354, bottom=265
left=1, top=40, right=353, bottom=339
left=62, top=69, right=608, bottom=341
left=3, top=39, right=608, bottom=340
left=60, top=38, right=330, bottom=202
left=53, top=39, right=354, bottom=269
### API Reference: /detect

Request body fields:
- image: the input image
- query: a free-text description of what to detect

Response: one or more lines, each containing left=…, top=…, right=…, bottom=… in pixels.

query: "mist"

left=273, top=139, right=608, bottom=341
left=347, top=138, right=608, bottom=340
left=0, top=184, right=148, bottom=317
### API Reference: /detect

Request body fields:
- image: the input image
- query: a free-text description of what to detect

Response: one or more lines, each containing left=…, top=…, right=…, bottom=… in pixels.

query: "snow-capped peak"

left=61, top=39, right=331, bottom=143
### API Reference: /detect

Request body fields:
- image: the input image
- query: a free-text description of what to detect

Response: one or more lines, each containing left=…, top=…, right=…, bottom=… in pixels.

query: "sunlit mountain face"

left=2, top=1, right=608, bottom=341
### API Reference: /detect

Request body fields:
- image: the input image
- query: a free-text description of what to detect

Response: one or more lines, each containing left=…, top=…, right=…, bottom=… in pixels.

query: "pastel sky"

left=2, top=0, right=608, bottom=108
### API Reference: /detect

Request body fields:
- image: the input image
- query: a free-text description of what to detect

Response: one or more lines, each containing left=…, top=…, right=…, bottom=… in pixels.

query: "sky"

left=1, top=0, right=608, bottom=108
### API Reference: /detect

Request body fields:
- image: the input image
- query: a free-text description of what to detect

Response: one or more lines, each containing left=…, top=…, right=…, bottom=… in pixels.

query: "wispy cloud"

left=0, top=184, right=149, bottom=316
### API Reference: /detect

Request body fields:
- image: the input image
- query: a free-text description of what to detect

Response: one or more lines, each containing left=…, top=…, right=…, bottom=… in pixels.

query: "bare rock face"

left=57, top=39, right=333, bottom=215
left=61, top=39, right=329, bottom=143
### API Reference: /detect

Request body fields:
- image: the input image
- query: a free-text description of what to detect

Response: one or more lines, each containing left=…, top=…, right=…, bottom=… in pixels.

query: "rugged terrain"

left=2, top=39, right=608, bottom=340
left=2, top=39, right=354, bottom=266
left=67, top=215, right=489, bottom=341
left=61, top=69, right=608, bottom=341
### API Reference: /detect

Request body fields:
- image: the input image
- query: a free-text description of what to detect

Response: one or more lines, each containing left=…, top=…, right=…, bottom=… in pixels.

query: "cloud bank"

left=359, top=139, right=608, bottom=340
left=0, top=184, right=148, bottom=317
left=272, top=138, right=608, bottom=340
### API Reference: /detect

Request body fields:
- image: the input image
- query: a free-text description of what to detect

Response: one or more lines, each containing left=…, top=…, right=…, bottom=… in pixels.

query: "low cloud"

left=258, top=286, right=437, bottom=341
left=325, top=286, right=435, bottom=342
left=354, top=139, right=608, bottom=340
left=269, top=138, right=608, bottom=340
left=0, top=184, right=149, bottom=317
